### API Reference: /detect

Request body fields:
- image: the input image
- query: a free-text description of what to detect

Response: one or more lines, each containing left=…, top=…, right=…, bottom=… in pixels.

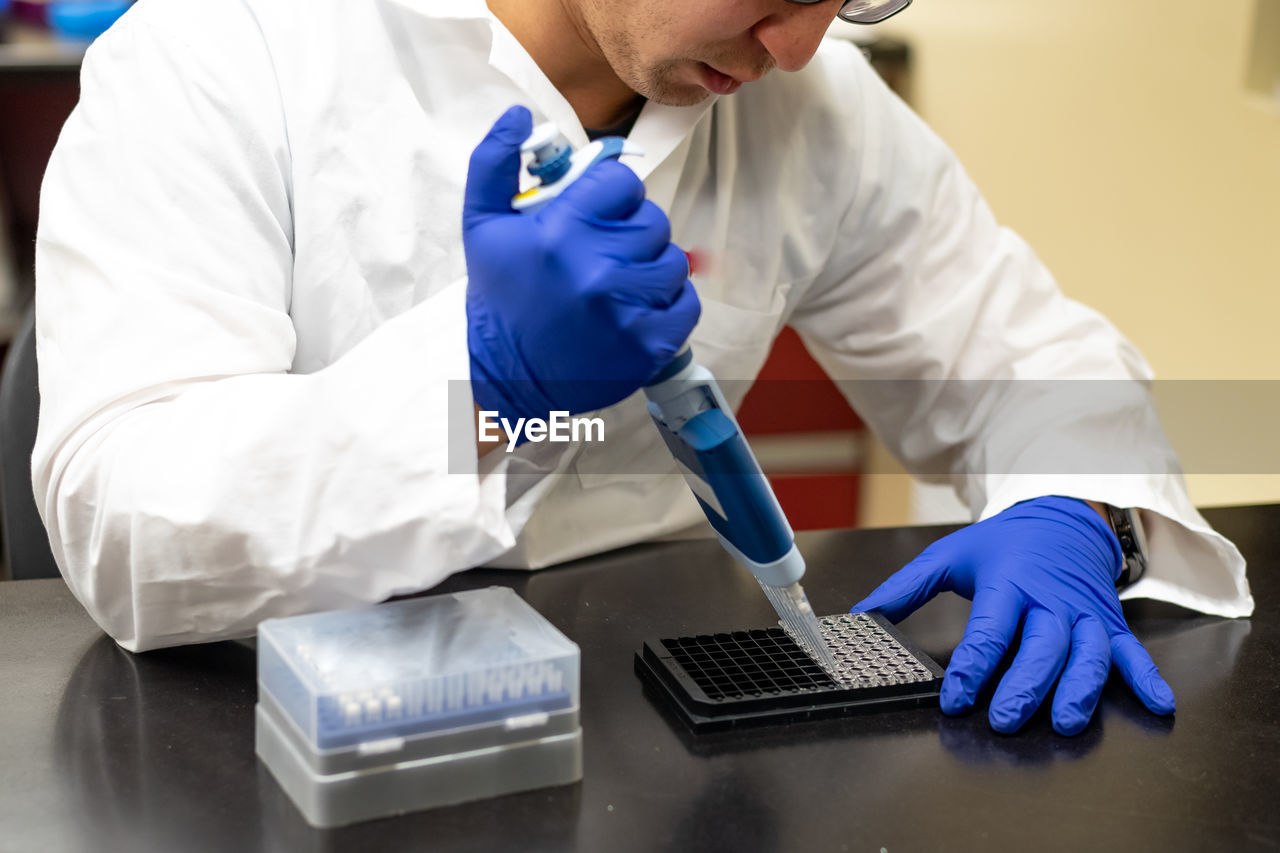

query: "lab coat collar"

left=625, top=98, right=716, bottom=184
left=387, top=0, right=717, bottom=183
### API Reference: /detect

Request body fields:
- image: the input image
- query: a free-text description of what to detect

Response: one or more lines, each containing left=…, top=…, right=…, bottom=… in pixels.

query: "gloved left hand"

left=853, top=495, right=1175, bottom=735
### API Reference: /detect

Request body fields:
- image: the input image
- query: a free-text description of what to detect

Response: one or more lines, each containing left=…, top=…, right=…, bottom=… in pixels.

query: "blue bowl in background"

left=48, top=0, right=133, bottom=44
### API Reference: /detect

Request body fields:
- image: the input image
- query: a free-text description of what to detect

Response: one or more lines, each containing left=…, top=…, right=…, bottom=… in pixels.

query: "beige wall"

left=855, top=1, right=1280, bottom=525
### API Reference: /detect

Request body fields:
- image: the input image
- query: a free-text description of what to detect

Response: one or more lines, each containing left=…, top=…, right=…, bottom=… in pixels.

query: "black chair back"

left=0, top=308, right=61, bottom=579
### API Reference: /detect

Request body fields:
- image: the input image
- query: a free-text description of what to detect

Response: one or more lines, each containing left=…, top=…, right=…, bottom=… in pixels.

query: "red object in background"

left=768, top=473, right=861, bottom=532
left=683, top=249, right=707, bottom=277
left=736, top=327, right=861, bottom=433
left=737, top=327, right=865, bottom=531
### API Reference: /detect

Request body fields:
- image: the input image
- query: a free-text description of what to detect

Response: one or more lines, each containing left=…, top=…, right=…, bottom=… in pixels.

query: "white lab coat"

left=34, top=0, right=1252, bottom=651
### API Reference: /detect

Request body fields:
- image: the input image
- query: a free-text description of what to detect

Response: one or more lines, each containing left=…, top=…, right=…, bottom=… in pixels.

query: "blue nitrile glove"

left=853, top=495, right=1175, bottom=735
left=464, top=105, right=700, bottom=423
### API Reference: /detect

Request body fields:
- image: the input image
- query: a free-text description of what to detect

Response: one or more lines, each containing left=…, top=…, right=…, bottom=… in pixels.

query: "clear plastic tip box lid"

left=257, top=587, right=580, bottom=751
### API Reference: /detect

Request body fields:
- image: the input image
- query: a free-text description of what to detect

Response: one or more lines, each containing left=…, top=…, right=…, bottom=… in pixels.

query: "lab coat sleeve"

left=786, top=43, right=1252, bottom=618
left=33, top=9, right=534, bottom=651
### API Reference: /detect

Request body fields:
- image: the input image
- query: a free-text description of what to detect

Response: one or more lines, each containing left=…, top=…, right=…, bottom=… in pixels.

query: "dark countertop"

left=1, top=504, right=1276, bottom=852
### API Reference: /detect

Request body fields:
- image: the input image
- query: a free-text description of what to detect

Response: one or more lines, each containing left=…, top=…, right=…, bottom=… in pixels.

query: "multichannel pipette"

left=514, top=122, right=839, bottom=674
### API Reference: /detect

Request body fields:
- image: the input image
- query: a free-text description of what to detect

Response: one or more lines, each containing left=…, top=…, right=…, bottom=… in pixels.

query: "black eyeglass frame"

left=785, top=0, right=912, bottom=25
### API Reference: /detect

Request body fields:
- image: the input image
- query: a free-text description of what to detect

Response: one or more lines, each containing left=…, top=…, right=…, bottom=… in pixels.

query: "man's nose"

left=752, top=2, right=835, bottom=73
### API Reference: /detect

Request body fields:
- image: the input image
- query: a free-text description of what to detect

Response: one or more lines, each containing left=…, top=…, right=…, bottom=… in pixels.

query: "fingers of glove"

left=939, top=587, right=1022, bottom=716
left=1112, top=631, right=1176, bottom=716
left=579, top=200, right=673, bottom=264
left=646, top=277, right=702, bottom=363
left=606, top=242, right=695, bottom=310
left=987, top=607, right=1071, bottom=734
left=1049, top=613, right=1111, bottom=736
left=652, top=274, right=702, bottom=346
left=556, top=159, right=646, bottom=222
left=464, top=106, right=533, bottom=227
left=851, top=546, right=955, bottom=624
left=608, top=275, right=702, bottom=377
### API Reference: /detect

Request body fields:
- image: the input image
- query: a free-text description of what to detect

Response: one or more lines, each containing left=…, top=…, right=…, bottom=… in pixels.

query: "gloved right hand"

left=464, top=105, right=700, bottom=423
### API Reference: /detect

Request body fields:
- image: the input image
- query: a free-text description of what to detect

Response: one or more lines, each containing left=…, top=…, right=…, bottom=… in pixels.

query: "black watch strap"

left=1105, top=505, right=1149, bottom=588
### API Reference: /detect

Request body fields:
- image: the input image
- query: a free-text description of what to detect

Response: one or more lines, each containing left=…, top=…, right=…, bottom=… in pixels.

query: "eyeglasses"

left=786, top=0, right=912, bottom=25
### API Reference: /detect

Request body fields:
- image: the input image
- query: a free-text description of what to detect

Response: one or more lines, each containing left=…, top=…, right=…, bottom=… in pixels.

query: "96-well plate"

left=635, top=612, right=944, bottom=731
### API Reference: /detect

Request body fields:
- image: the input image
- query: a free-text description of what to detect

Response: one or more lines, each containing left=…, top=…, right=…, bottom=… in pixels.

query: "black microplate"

left=635, top=612, right=945, bottom=732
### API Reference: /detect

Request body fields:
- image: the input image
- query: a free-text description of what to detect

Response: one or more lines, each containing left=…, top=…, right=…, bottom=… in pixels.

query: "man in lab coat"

left=34, top=0, right=1251, bottom=735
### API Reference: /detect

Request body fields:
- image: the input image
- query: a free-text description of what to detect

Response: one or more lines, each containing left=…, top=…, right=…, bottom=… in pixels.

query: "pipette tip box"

left=255, top=587, right=583, bottom=827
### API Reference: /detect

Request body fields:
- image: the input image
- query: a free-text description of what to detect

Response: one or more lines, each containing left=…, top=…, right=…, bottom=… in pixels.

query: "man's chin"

left=643, top=87, right=712, bottom=107
left=633, top=75, right=714, bottom=107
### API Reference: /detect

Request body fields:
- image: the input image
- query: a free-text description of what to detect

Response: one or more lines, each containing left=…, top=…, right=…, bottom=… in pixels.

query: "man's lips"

left=698, top=63, right=743, bottom=95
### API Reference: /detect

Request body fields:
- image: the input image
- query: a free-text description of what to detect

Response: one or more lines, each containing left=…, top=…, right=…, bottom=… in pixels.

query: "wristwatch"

left=1105, top=505, right=1149, bottom=588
